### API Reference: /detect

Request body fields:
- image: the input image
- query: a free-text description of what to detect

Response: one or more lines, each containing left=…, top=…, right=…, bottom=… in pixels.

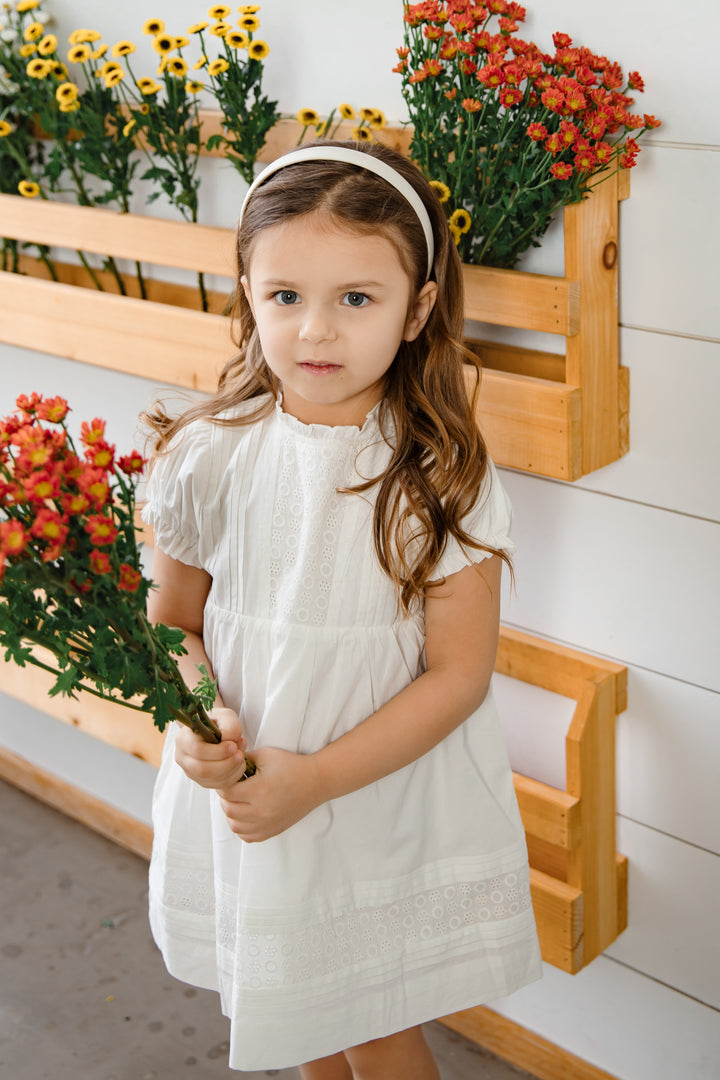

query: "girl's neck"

left=279, top=383, right=384, bottom=429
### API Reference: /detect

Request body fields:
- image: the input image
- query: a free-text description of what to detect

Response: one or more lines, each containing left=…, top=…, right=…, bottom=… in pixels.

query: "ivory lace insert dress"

left=142, top=395, right=541, bottom=1071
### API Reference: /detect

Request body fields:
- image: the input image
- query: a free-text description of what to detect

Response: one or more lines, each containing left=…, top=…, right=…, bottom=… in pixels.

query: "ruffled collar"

left=273, top=393, right=383, bottom=442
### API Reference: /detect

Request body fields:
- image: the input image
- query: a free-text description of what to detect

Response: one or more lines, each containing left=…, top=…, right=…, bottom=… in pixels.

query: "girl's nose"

left=298, top=307, right=336, bottom=344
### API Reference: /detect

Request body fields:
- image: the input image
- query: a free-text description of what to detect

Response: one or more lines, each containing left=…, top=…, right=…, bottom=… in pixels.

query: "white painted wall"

left=1, top=2, right=718, bottom=1076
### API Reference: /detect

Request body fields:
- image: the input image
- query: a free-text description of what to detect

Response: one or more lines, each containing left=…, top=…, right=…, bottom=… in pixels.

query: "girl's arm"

left=219, top=556, right=502, bottom=840
left=148, top=548, right=247, bottom=786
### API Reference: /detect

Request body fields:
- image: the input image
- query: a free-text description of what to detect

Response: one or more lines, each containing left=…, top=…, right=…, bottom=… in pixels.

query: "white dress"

left=142, top=394, right=541, bottom=1071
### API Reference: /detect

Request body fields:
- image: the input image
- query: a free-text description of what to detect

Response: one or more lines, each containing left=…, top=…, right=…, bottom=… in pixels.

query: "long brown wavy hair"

left=143, top=138, right=510, bottom=613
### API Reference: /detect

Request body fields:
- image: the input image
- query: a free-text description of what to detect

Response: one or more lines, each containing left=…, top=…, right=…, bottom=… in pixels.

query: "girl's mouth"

left=299, top=362, right=341, bottom=375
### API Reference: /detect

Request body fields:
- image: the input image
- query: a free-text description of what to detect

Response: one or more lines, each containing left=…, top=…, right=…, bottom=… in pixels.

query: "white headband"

left=238, top=145, right=435, bottom=280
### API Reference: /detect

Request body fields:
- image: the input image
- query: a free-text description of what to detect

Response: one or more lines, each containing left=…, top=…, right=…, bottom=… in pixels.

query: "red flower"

left=77, top=467, right=110, bottom=508
left=574, top=145, right=597, bottom=173
left=541, top=87, right=565, bottom=113
left=396, top=46, right=410, bottom=59
left=36, top=396, right=69, bottom=423
left=30, top=509, right=69, bottom=561
left=460, top=58, right=477, bottom=75
left=0, top=520, right=27, bottom=557
left=544, top=131, right=563, bottom=154
left=441, top=39, right=459, bottom=60
left=117, top=451, right=146, bottom=475
left=117, top=563, right=141, bottom=592
left=80, top=418, right=107, bottom=447
left=603, top=63, right=624, bottom=90
left=16, top=393, right=42, bottom=417
left=89, top=549, right=112, bottom=575
left=643, top=113, right=661, bottom=129
left=457, top=39, right=476, bottom=55
left=476, top=63, right=505, bottom=88
left=444, top=87, right=458, bottom=99
left=462, top=97, right=482, bottom=112
left=526, top=122, right=547, bottom=141
left=559, top=120, right=580, bottom=147
left=85, top=440, right=115, bottom=470
left=627, top=70, right=644, bottom=91
left=62, top=491, right=91, bottom=516
left=24, top=470, right=61, bottom=503
left=619, top=152, right=637, bottom=169
left=449, top=12, right=474, bottom=33
left=594, top=141, right=612, bottom=164
left=423, top=24, right=444, bottom=40
left=558, top=78, right=586, bottom=112
left=550, top=161, right=573, bottom=180
left=84, top=514, right=118, bottom=545
left=552, top=32, right=573, bottom=49
left=584, top=112, right=608, bottom=139
left=574, top=64, right=598, bottom=87
left=499, top=86, right=522, bottom=107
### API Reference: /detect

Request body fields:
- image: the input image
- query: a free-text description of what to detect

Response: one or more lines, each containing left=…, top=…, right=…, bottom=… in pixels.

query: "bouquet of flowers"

left=396, top=0, right=661, bottom=267
left=0, top=392, right=254, bottom=770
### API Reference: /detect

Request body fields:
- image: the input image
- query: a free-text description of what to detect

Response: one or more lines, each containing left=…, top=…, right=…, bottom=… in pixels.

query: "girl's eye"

left=342, top=292, right=370, bottom=308
left=274, top=290, right=299, bottom=305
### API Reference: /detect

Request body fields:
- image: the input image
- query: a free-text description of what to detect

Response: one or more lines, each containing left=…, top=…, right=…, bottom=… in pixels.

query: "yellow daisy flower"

left=226, top=30, right=248, bottom=48
left=247, top=39, right=269, bottom=59
left=18, top=180, right=40, bottom=198
left=209, top=21, right=231, bottom=36
left=139, top=103, right=150, bottom=114
left=19, top=43, right=37, bottom=57
left=207, top=4, right=231, bottom=17
left=37, top=33, right=57, bottom=55
left=449, top=208, right=472, bottom=234
left=206, top=57, right=229, bottom=76
left=91, top=45, right=108, bottom=60
left=97, top=60, right=121, bottom=78
left=165, top=57, right=188, bottom=78
left=429, top=180, right=450, bottom=203
left=297, top=107, right=320, bottom=127
left=122, top=118, right=136, bottom=136
left=156, top=58, right=168, bottom=75
left=59, top=100, right=80, bottom=113
left=0, top=120, right=13, bottom=137
left=185, top=80, right=204, bottom=93
left=55, top=81, right=79, bottom=104
left=188, top=21, right=209, bottom=34
left=104, top=68, right=125, bottom=88
left=193, top=55, right=209, bottom=70
left=23, top=21, right=44, bottom=42
left=238, top=13, right=259, bottom=30
left=26, top=57, right=51, bottom=78
left=338, top=103, right=355, bottom=120
left=111, top=40, right=136, bottom=57
left=68, top=29, right=102, bottom=45
left=67, top=43, right=92, bottom=63
left=368, top=109, right=386, bottom=130
left=152, top=34, right=175, bottom=55
left=358, top=107, right=376, bottom=122
left=238, top=4, right=261, bottom=12
left=142, top=19, right=165, bottom=36
left=448, top=223, right=462, bottom=246
left=17, top=0, right=41, bottom=11
left=351, top=125, right=372, bottom=143
left=137, top=77, right=161, bottom=95
left=51, top=62, right=68, bottom=79
left=174, top=36, right=190, bottom=48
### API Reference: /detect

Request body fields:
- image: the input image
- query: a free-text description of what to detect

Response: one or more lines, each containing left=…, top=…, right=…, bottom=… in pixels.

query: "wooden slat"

left=0, top=745, right=153, bottom=860
left=564, top=171, right=621, bottom=473
left=530, top=868, right=584, bottom=972
left=496, top=626, right=628, bottom=710
left=0, top=272, right=230, bottom=390
left=463, top=263, right=580, bottom=336
left=439, top=1005, right=622, bottom=1080
left=0, top=194, right=235, bottom=276
left=468, top=339, right=567, bottom=383
left=513, top=772, right=581, bottom=849
left=199, top=113, right=414, bottom=160
left=475, top=369, right=582, bottom=480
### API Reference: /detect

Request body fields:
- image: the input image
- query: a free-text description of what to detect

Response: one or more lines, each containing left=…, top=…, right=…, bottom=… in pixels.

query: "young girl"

left=142, top=138, right=541, bottom=1078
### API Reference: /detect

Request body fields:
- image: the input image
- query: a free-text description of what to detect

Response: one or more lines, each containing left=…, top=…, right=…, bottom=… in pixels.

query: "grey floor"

left=0, top=779, right=537, bottom=1080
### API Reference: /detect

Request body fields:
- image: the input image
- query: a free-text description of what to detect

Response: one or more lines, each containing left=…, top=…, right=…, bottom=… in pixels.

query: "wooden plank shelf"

left=0, top=114, right=629, bottom=481
left=0, top=611, right=628, bottom=974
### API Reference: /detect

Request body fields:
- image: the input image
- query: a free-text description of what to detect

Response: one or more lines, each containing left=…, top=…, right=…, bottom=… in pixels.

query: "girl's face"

left=241, top=212, right=437, bottom=427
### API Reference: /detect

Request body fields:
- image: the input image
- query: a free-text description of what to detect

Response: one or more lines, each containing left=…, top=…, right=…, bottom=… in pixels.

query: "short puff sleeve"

left=141, top=421, right=214, bottom=570
left=430, top=459, right=515, bottom=581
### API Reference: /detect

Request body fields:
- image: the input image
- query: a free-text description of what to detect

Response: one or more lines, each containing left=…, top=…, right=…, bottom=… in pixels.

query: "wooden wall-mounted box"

left=0, top=115, right=629, bottom=481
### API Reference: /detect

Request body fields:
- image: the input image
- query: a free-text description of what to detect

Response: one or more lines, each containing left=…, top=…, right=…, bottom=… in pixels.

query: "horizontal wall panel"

left=606, top=817, right=720, bottom=1009
left=619, top=147, right=720, bottom=340
left=490, top=952, right=720, bottom=1080
left=500, top=471, right=720, bottom=691
left=575, top=328, right=720, bottom=521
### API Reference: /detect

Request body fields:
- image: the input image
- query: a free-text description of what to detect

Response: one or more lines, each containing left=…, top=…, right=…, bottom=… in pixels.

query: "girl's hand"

left=218, top=747, right=322, bottom=842
left=174, top=707, right=248, bottom=789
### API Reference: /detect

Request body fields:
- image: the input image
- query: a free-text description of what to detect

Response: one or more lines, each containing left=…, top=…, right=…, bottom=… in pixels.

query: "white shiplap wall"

left=1, top=2, right=718, bottom=1077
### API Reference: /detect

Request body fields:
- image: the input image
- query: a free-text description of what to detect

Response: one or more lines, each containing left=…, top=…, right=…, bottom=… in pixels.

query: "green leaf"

left=192, top=663, right=217, bottom=711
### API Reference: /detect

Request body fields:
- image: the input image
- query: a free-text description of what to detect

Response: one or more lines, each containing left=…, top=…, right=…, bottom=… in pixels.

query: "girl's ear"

left=240, top=274, right=253, bottom=314
left=403, top=281, right=438, bottom=342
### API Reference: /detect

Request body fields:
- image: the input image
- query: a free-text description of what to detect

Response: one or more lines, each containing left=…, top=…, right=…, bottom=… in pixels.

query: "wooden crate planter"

left=0, top=115, right=629, bottom=480
left=0, top=613, right=627, bottom=974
